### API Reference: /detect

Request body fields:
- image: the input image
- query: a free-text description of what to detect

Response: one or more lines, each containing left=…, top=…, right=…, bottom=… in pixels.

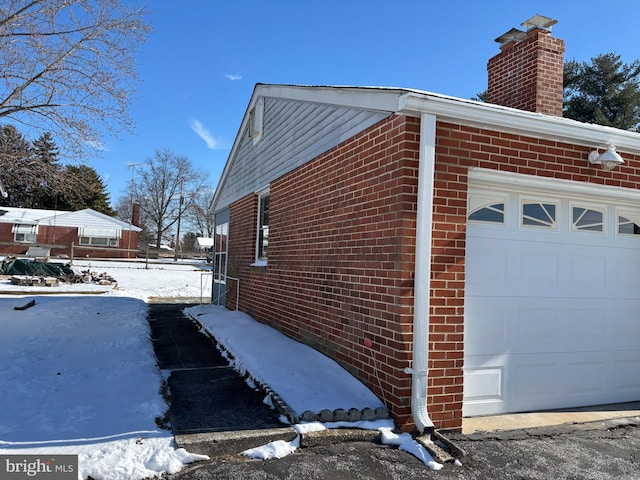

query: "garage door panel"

left=466, top=296, right=618, bottom=356
left=465, top=245, right=508, bottom=288
left=464, top=352, right=639, bottom=416
left=614, top=353, right=640, bottom=392
left=519, top=251, right=560, bottom=285
left=568, top=254, right=606, bottom=288
left=614, top=256, right=640, bottom=295
left=464, top=300, right=507, bottom=356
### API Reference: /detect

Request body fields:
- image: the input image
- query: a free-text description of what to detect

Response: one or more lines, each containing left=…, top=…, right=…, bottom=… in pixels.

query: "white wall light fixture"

left=588, top=144, right=624, bottom=171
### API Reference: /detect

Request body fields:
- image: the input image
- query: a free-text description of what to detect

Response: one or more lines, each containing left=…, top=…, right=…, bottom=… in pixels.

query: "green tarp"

left=0, top=258, right=74, bottom=277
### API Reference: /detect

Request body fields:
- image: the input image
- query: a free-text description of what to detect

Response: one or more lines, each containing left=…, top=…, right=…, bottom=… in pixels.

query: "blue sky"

left=94, top=0, right=640, bottom=202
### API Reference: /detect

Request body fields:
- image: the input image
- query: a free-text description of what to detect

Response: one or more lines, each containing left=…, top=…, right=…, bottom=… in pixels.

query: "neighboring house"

left=209, top=16, right=640, bottom=433
left=0, top=206, right=142, bottom=258
left=195, top=236, right=214, bottom=253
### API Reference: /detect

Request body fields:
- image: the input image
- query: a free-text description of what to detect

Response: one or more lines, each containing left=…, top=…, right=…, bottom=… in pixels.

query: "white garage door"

left=463, top=170, right=640, bottom=417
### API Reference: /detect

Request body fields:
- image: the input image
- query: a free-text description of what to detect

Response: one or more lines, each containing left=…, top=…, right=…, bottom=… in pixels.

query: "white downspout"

left=405, top=113, right=437, bottom=433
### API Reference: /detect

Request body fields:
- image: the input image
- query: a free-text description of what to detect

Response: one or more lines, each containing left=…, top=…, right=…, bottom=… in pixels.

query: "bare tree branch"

left=0, top=0, right=150, bottom=158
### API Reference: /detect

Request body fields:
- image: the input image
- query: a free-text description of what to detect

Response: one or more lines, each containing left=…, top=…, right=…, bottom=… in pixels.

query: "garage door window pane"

left=573, top=207, right=603, bottom=232
left=618, top=216, right=640, bottom=235
left=522, top=203, right=556, bottom=228
left=468, top=203, right=504, bottom=223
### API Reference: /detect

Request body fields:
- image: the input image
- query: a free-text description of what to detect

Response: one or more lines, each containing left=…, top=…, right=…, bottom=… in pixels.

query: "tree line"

left=0, top=124, right=114, bottom=214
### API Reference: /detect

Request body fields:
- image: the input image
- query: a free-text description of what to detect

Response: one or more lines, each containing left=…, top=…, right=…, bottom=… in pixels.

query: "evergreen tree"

left=563, top=53, right=640, bottom=130
left=0, top=125, right=39, bottom=207
left=29, top=132, right=63, bottom=209
left=32, top=133, right=60, bottom=164
left=58, top=165, right=116, bottom=216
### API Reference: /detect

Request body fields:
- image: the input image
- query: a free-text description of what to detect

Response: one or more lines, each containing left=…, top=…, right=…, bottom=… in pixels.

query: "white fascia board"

left=251, top=84, right=404, bottom=113
left=397, top=93, right=640, bottom=154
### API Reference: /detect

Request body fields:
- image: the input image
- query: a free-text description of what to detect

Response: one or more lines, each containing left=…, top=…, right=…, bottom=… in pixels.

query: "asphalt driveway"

left=172, top=416, right=640, bottom=479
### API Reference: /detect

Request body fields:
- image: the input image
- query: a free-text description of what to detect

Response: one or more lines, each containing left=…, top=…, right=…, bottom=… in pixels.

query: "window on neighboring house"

left=79, top=236, right=118, bottom=247
left=572, top=206, right=604, bottom=233
left=256, top=189, right=269, bottom=262
left=78, top=227, right=120, bottom=247
left=12, top=224, right=37, bottom=243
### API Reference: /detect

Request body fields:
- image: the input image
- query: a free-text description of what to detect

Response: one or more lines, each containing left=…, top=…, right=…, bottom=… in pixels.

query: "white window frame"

left=79, top=236, right=118, bottom=247
left=520, top=197, right=558, bottom=231
left=570, top=202, right=606, bottom=236
left=14, top=232, right=36, bottom=243
left=253, top=186, right=269, bottom=266
left=616, top=207, right=640, bottom=237
left=467, top=192, right=509, bottom=227
left=12, top=224, right=38, bottom=243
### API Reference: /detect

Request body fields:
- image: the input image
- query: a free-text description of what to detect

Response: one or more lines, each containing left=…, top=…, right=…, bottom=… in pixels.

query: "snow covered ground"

left=185, top=305, right=444, bottom=469
left=0, top=259, right=212, bottom=480
left=0, top=258, right=444, bottom=479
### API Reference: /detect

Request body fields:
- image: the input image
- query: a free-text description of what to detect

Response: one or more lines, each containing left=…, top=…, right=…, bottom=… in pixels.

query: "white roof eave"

left=211, top=84, right=640, bottom=212
left=397, top=92, right=640, bottom=153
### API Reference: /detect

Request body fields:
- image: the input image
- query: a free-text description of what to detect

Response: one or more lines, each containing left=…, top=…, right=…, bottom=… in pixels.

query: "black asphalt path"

left=147, top=303, right=283, bottom=435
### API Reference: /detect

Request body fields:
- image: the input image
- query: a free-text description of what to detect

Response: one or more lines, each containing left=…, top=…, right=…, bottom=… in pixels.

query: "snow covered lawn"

left=0, top=260, right=211, bottom=480
left=0, top=259, right=445, bottom=477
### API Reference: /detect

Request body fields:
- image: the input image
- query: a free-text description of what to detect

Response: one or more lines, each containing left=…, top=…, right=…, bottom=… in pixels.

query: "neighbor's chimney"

left=487, top=15, right=565, bottom=117
left=132, top=202, right=140, bottom=227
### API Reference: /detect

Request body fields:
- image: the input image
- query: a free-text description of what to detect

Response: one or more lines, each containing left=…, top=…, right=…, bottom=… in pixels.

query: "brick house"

left=210, top=16, right=640, bottom=432
left=0, top=206, right=142, bottom=258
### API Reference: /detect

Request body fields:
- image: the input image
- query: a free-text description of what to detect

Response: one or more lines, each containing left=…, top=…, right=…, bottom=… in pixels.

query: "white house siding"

left=214, top=96, right=390, bottom=210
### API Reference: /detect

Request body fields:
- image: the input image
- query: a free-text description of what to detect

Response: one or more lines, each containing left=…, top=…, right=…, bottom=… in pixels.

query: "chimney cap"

left=521, top=14, right=557, bottom=32
left=494, top=27, right=527, bottom=46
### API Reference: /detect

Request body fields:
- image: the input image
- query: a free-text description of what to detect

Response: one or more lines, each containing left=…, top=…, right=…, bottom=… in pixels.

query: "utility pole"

left=126, top=162, right=142, bottom=256
left=173, top=180, right=184, bottom=262
left=174, top=179, right=184, bottom=262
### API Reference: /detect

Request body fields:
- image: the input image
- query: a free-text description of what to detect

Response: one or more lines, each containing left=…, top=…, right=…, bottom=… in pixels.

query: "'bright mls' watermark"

left=0, top=455, right=77, bottom=479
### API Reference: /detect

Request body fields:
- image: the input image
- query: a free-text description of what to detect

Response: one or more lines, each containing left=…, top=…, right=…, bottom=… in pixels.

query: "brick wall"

left=228, top=114, right=424, bottom=429
left=226, top=113, right=640, bottom=432
left=487, top=28, right=565, bottom=117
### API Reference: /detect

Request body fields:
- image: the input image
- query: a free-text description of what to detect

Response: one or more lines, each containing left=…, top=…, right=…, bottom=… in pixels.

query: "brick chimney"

left=487, top=15, right=565, bottom=117
left=131, top=202, right=140, bottom=227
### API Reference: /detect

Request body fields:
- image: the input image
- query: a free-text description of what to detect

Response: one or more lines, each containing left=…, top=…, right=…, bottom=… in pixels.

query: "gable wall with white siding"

left=215, top=96, right=392, bottom=210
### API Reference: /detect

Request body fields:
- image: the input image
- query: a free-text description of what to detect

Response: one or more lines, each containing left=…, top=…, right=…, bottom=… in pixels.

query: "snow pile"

left=185, top=305, right=384, bottom=414
left=186, top=305, right=443, bottom=469
left=240, top=420, right=443, bottom=470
